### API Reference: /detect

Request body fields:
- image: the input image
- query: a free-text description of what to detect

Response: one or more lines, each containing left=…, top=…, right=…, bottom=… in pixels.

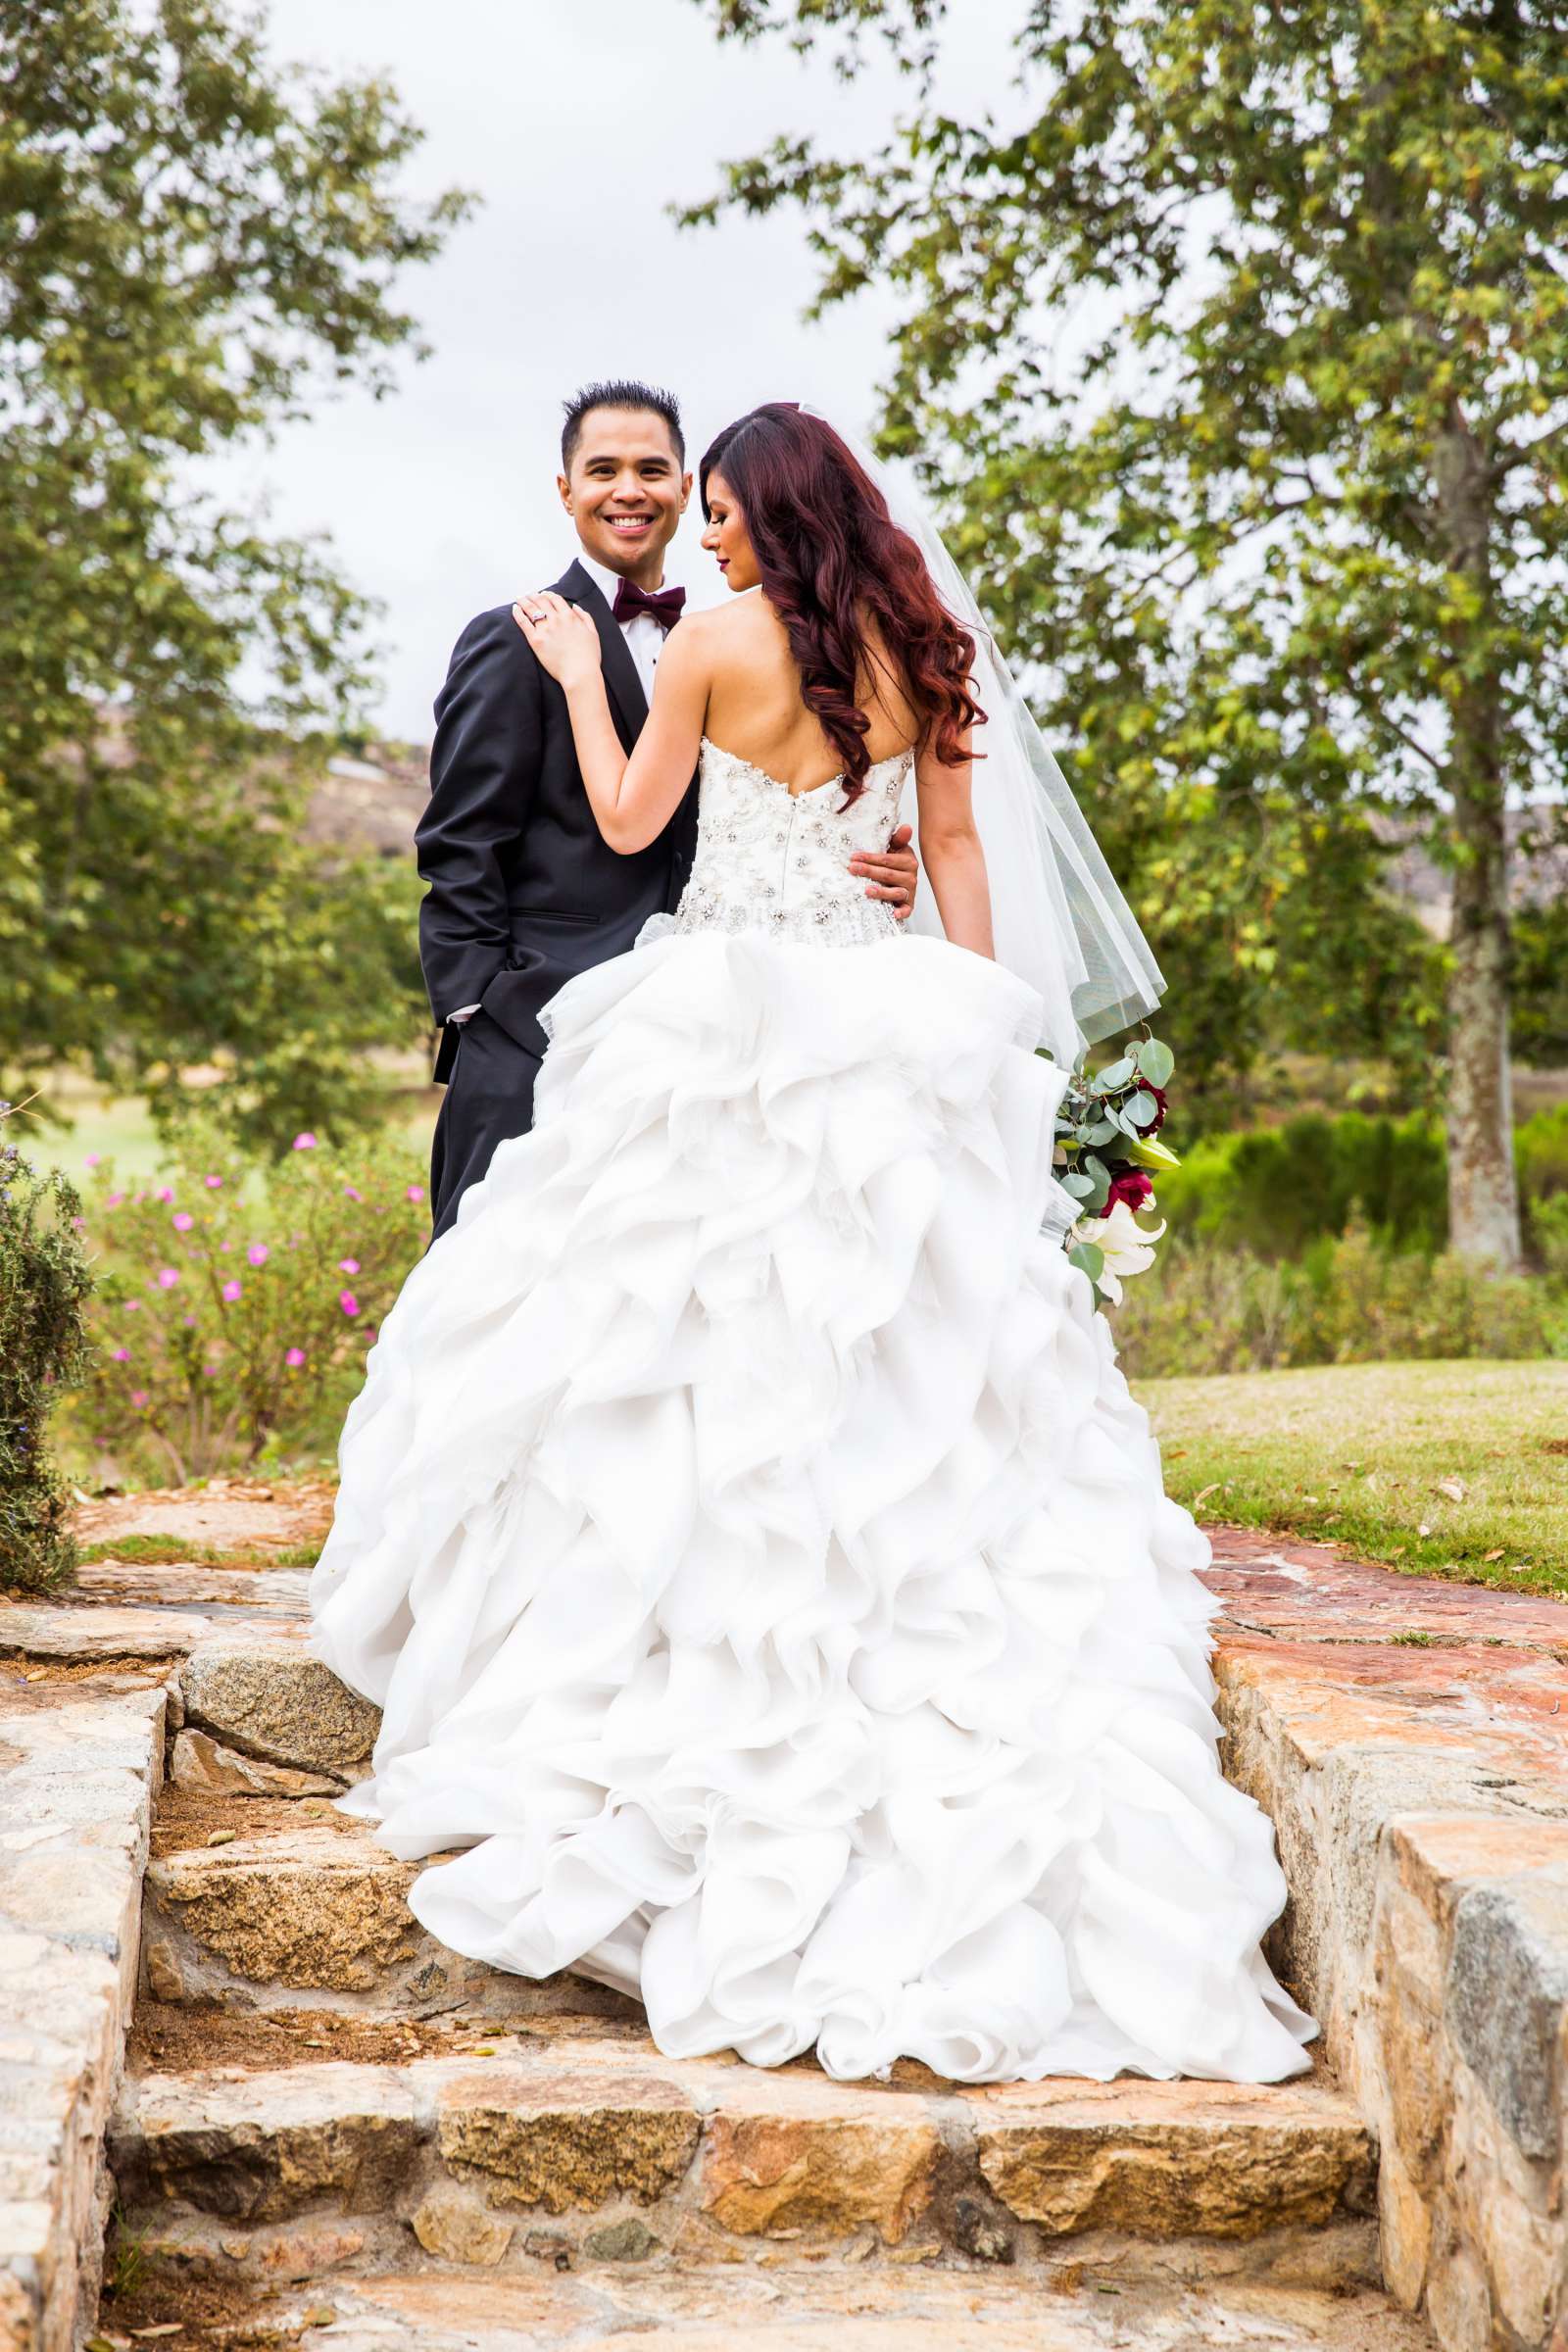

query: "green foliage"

left=0, top=1102, right=95, bottom=1591
left=1511, top=900, right=1568, bottom=1070
left=1118, top=1226, right=1566, bottom=1381
left=0, top=1, right=468, bottom=1131
left=1152, top=1102, right=1568, bottom=1262
left=1157, top=1111, right=1450, bottom=1258
left=1516, top=1103, right=1568, bottom=1202
left=75, top=1124, right=427, bottom=1484
left=687, top=0, right=1568, bottom=1257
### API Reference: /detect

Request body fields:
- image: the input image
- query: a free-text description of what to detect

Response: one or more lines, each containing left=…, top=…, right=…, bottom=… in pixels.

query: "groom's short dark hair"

left=562, top=379, right=685, bottom=472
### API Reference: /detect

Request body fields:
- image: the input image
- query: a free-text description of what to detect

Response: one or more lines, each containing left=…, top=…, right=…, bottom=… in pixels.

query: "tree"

left=0, top=1, right=468, bottom=1133
left=687, top=0, right=1568, bottom=1262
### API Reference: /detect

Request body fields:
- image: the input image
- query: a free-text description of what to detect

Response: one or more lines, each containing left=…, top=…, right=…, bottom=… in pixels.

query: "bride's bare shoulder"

left=691, top=591, right=790, bottom=665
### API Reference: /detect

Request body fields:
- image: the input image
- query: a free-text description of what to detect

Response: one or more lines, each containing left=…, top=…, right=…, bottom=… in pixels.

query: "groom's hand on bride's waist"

left=849, top=824, right=918, bottom=922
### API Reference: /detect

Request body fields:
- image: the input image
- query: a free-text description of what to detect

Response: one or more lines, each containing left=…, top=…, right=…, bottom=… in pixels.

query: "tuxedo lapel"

left=553, top=559, right=648, bottom=748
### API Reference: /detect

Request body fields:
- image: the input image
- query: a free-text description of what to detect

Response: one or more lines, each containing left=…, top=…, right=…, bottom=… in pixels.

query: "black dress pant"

left=427, top=1009, right=542, bottom=1244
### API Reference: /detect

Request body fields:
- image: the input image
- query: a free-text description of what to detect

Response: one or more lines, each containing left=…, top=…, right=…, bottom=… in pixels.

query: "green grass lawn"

left=16, top=1070, right=439, bottom=1190
left=1141, top=1358, right=1568, bottom=1598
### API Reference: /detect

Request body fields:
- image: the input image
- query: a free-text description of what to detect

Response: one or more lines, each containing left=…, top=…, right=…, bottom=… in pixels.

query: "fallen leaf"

left=1191, top=1483, right=1222, bottom=1508
left=1436, top=1478, right=1466, bottom=1503
left=130, top=2328, right=182, bottom=2339
left=206, top=1829, right=236, bottom=1847
left=1416, top=1523, right=1433, bottom=1539
left=1484, top=1548, right=1505, bottom=1563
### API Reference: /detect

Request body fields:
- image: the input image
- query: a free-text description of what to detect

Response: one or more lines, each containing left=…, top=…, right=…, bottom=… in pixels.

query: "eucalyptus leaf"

left=1095, top=1056, right=1135, bottom=1092
left=1061, top=1170, right=1097, bottom=1198
left=1124, top=1094, right=1158, bottom=1128
left=1138, top=1040, right=1175, bottom=1087
left=1068, top=1242, right=1105, bottom=1281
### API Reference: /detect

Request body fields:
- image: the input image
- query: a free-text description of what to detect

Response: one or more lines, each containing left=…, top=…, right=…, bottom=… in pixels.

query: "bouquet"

left=1039, top=1035, right=1178, bottom=1307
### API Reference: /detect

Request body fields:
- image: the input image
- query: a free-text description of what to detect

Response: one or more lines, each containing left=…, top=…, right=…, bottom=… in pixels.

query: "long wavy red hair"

left=698, top=405, right=984, bottom=801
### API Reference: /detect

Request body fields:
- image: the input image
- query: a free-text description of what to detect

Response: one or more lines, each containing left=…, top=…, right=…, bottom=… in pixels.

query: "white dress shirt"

left=448, top=558, right=682, bottom=1026
left=575, top=552, right=673, bottom=705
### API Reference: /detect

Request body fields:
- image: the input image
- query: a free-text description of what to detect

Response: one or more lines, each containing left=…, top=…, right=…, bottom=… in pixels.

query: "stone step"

left=108, top=2033, right=1380, bottom=2293
left=96, top=2264, right=1439, bottom=2351
left=141, top=1802, right=635, bottom=2024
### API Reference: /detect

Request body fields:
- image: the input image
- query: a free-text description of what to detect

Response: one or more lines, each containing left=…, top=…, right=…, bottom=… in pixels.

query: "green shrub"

left=76, top=1123, right=428, bottom=1484
left=1157, top=1102, right=1568, bottom=1268
left=0, top=1101, right=94, bottom=1590
left=1517, top=1103, right=1568, bottom=1204
left=1116, top=1224, right=1567, bottom=1379
left=1155, top=1111, right=1448, bottom=1257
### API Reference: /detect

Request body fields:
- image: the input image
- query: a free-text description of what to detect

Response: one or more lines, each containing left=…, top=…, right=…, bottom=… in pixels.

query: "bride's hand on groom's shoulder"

left=513, top=591, right=602, bottom=690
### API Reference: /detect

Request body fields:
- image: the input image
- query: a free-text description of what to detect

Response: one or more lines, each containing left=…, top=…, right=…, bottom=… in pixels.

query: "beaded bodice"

left=670, top=737, right=914, bottom=948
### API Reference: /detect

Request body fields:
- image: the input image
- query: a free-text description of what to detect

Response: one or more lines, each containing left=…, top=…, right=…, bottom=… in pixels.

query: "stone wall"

left=1208, top=1545, right=1568, bottom=2352
left=0, top=1678, right=164, bottom=2352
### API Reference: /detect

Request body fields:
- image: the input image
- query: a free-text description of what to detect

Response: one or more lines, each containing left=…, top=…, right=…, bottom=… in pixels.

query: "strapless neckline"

left=701, top=735, right=913, bottom=802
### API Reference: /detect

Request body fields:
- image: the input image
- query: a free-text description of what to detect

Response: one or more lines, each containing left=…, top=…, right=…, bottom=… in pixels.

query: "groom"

left=416, top=379, right=919, bottom=1240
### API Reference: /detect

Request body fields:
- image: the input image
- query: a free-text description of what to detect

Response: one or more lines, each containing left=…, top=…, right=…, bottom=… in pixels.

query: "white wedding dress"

left=310, top=737, right=1316, bottom=2086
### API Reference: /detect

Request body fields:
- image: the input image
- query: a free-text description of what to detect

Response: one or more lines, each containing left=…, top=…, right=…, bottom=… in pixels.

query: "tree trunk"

left=1434, top=415, right=1522, bottom=1268
left=1446, top=764, right=1521, bottom=1266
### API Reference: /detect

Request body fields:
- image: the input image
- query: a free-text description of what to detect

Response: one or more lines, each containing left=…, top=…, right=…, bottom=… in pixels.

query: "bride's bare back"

left=699, top=591, right=919, bottom=793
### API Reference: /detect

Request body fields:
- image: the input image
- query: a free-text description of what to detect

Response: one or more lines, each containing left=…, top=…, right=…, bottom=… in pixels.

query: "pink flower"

left=71, top=1216, right=86, bottom=1231
left=342, top=1185, right=363, bottom=1202
left=293, top=1132, right=318, bottom=1151
left=112, top=1347, right=130, bottom=1363
left=203, top=1362, right=220, bottom=1376
left=247, top=1243, right=270, bottom=1267
left=123, top=1298, right=141, bottom=1313
left=221, top=1279, right=242, bottom=1303
left=339, top=1290, right=361, bottom=1317
left=407, top=1184, right=424, bottom=1201
left=366, top=1324, right=378, bottom=1342
left=182, top=1313, right=196, bottom=1326
left=156, top=1267, right=179, bottom=1289
left=85, top=1152, right=100, bottom=1168
left=106, top=1192, right=123, bottom=1208
left=204, top=1174, right=223, bottom=1189
left=172, top=1210, right=194, bottom=1232
left=130, top=1390, right=149, bottom=1408
left=155, top=1185, right=174, bottom=1203
left=338, top=1256, right=360, bottom=1275
left=284, top=1347, right=307, bottom=1368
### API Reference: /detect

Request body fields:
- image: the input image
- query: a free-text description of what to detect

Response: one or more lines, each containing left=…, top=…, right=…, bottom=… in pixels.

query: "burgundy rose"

left=1137, top=1084, right=1168, bottom=1133
left=1106, top=1167, right=1154, bottom=1214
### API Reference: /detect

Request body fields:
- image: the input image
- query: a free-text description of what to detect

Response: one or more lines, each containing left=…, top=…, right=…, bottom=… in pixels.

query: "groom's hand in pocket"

left=849, top=824, right=918, bottom=922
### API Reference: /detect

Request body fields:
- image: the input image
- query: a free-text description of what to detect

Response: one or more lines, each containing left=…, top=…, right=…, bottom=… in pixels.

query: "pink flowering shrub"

left=78, top=1122, right=428, bottom=1481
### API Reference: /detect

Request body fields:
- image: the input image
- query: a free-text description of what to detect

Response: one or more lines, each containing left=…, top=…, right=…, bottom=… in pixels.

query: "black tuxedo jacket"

left=416, top=560, right=699, bottom=1085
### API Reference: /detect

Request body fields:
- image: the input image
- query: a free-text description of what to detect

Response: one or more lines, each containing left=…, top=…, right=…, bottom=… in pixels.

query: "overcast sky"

left=214, top=0, right=1021, bottom=743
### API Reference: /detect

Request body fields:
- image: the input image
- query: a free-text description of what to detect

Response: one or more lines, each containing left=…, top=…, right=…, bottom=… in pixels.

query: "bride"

left=310, top=403, right=1316, bottom=2087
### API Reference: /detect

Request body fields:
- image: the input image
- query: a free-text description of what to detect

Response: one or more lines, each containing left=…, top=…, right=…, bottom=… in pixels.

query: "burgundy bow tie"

left=612, top=578, right=686, bottom=633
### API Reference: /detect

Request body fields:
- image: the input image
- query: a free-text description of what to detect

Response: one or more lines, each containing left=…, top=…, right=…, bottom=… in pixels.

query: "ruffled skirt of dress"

left=309, top=931, right=1316, bottom=2086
